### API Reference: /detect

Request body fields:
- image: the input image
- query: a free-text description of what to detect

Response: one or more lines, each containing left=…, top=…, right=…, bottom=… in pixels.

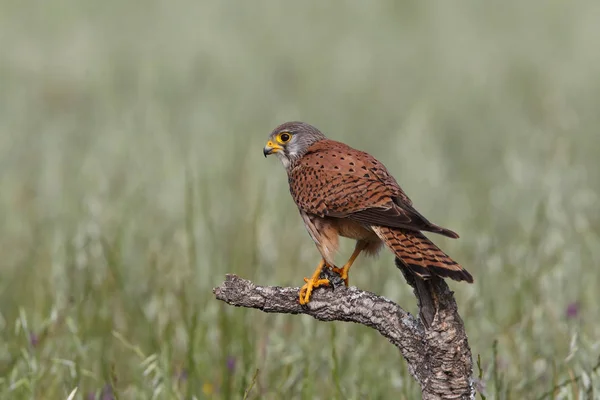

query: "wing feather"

left=288, top=139, right=458, bottom=238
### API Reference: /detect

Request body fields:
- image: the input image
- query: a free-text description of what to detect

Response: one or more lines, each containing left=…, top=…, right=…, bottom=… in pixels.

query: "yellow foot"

left=330, top=241, right=368, bottom=287
left=331, top=266, right=349, bottom=286
left=299, top=277, right=330, bottom=305
left=298, top=259, right=329, bottom=305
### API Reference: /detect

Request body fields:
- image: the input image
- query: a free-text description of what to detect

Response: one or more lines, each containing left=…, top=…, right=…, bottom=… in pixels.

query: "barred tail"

left=371, top=226, right=473, bottom=283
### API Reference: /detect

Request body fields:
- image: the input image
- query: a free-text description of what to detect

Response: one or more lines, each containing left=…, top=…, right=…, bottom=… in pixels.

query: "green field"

left=1, top=1, right=599, bottom=398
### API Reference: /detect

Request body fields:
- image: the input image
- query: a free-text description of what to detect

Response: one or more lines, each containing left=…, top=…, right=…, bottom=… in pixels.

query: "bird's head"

left=263, top=121, right=326, bottom=169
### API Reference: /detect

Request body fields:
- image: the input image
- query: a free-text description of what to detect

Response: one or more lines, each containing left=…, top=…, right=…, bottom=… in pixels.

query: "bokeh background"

left=1, top=1, right=599, bottom=399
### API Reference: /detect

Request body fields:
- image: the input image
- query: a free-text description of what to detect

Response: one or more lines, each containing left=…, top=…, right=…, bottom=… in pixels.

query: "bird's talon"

left=313, top=278, right=330, bottom=287
left=298, top=277, right=330, bottom=305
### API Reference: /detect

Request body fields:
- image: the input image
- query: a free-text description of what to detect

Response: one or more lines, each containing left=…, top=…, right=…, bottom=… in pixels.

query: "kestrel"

left=263, top=121, right=473, bottom=305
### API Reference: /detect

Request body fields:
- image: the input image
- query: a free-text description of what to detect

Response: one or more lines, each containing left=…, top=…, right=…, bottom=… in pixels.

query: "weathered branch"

left=214, top=266, right=474, bottom=400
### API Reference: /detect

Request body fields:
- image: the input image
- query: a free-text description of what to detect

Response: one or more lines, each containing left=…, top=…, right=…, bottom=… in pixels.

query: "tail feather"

left=371, top=226, right=473, bottom=283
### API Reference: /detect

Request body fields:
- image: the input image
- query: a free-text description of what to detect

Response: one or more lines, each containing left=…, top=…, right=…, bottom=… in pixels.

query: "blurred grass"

left=1, top=0, right=599, bottom=398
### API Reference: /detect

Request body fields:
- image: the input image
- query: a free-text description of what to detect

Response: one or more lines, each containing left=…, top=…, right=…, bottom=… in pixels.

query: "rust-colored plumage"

left=264, top=121, right=473, bottom=304
left=371, top=227, right=472, bottom=282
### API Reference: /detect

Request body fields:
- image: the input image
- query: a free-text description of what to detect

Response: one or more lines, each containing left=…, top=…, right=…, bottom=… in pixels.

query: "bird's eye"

left=277, top=132, right=292, bottom=144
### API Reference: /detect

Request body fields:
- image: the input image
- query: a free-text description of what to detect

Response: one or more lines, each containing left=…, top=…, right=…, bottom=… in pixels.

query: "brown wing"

left=288, top=139, right=458, bottom=238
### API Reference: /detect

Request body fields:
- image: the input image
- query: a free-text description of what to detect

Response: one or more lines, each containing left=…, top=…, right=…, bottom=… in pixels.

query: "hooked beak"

left=263, top=140, right=283, bottom=157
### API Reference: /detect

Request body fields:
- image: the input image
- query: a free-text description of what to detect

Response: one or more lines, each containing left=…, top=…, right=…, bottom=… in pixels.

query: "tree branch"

left=214, top=270, right=475, bottom=400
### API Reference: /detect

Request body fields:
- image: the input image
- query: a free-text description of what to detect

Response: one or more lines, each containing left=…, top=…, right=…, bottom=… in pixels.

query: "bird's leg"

left=299, top=259, right=330, bottom=305
left=332, top=241, right=368, bottom=286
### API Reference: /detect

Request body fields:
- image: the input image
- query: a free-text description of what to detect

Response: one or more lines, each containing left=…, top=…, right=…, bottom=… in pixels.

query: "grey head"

left=263, top=121, right=327, bottom=169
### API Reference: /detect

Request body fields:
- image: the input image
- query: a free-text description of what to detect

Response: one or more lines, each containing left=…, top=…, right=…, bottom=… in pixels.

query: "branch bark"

left=214, top=264, right=474, bottom=400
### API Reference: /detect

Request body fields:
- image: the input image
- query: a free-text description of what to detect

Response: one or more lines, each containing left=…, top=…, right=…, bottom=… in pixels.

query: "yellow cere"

left=266, top=140, right=282, bottom=149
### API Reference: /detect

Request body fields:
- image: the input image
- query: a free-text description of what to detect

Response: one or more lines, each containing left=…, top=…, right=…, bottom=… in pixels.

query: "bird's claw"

left=299, top=277, right=330, bottom=305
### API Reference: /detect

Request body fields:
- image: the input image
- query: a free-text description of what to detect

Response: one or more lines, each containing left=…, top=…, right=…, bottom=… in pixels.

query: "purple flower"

left=100, top=384, right=115, bottom=400
left=29, top=333, right=39, bottom=348
left=473, top=377, right=487, bottom=398
left=566, top=302, right=580, bottom=319
left=86, top=384, right=115, bottom=400
left=177, top=368, right=188, bottom=382
left=226, top=356, right=236, bottom=372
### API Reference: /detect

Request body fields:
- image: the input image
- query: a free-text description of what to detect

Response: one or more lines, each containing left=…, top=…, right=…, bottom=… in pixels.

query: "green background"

left=1, top=0, right=599, bottom=398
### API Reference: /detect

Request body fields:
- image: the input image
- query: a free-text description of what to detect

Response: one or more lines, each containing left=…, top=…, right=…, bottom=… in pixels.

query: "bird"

left=263, top=121, right=473, bottom=305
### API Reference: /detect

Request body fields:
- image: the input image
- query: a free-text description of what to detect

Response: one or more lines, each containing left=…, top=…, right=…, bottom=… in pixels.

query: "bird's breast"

left=331, top=218, right=378, bottom=242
